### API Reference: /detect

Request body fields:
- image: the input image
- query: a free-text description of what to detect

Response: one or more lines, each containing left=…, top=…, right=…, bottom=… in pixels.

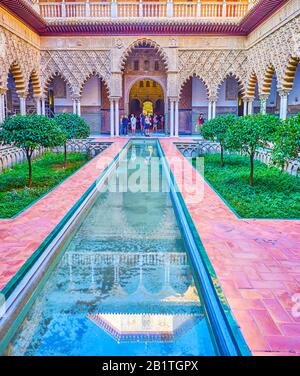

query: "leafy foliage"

left=226, top=114, right=282, bottom=185
left=0, top=152, right=88, bottom=218
left=54, top=113, right=90, bottom=167
left=201, top=114, right=237, bottom=166
left=193, top=154, right=300, bottom=219
left=272, top=114, right=300, bottom=169
left=0, top=115, right=66, bottom=187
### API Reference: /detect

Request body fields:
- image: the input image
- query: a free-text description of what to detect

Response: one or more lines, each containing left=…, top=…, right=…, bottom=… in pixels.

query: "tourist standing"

left=122, top=114, right=129, bottom=136
left=140, top=113, right=146, bottom=136
left=145, top=115, right=151, bottom=137
left=130, top=114, right=137, bottom=135
left=153, top=114, right=158, bottom=133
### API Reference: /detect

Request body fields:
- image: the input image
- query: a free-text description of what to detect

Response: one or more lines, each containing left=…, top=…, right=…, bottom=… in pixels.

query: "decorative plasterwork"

left=0, top=26, right=40, bottom=93
left=177, top=49, right=248, bottom=98
left=40, top=50, right=111, bottom=95
left=246, top=15, right=300, bottom=95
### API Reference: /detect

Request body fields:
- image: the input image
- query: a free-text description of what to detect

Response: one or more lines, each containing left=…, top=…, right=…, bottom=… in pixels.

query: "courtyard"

left=0, top=0, right=299, bottom=361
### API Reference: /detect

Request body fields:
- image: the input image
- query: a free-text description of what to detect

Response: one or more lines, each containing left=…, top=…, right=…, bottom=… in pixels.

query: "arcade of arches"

left=1, top=2, right=300, bottom=136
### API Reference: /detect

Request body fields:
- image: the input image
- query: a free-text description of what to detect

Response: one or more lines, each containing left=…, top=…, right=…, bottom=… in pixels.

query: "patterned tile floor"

left=0, top=137, right=299, bottom=356
left=160, top=139, right=300, bottom=356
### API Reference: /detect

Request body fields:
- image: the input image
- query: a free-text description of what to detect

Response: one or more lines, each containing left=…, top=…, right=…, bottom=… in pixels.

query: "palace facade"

left=0, top=0, right=299, bottom=136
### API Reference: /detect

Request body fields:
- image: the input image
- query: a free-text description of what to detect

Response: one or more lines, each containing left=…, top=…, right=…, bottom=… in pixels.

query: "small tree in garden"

left=0, top=115, right=66, bottom=187
left=200, top=114, right=237, bottom=167
left=272, top=114, right=300, bottom=170
left=226, top=114, right=281, bottom=186
left=54, top=113, right=90, bottom=167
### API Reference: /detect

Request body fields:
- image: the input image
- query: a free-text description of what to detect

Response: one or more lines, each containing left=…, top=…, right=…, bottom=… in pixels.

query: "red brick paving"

left=0, top=139, right=126, bottom=291
left=0, top=137, right=299, bottom=356
left=160, top=139, right=300, bottom=356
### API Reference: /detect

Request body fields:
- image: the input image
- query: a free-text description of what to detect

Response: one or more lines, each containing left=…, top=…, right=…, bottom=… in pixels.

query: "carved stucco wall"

left=0, top=6, right=40, bottom=94
left=0, top=26, right=40, bottom=94
left=1, top=7, right=299, bottom=102
left=246, top=15, right=300, bottom=95
left=40, top=50, right=112, bottom=97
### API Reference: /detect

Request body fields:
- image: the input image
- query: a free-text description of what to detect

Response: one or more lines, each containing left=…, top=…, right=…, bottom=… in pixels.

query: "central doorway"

left=129, top=79, right=165, bottom=132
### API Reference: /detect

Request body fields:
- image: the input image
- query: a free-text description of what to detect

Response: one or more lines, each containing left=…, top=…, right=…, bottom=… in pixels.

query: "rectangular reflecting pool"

left=3, top=141, right=229, bottom=355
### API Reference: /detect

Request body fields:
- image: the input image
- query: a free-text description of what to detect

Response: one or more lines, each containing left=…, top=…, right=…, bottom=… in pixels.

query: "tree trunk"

left=220, top=143, right=224, bottom=167
left=250, top=152, right=254, bottom=186
left=26, top=151, right=33, bottom=188
left=64, top=142, right=67, bottom=168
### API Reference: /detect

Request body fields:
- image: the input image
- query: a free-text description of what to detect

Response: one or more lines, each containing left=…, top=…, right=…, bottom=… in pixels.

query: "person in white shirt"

left=130, top=114, right=137, bottom=135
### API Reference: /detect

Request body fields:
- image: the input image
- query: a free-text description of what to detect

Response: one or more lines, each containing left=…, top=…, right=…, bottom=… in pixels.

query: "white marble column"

left=36, top=97, right=41, bottom=115
left=20, top=96, right=26, bottom=116
left=279, top=92, right=289, bottom=120
left=73, top=99, right=77, bottom=115
left=0, top=93, right=4, bottom=123
left=243, top=99, right=248, bottom=116
left=169, top=99, right=174, bottom=137
left=115, top=98, right=120, bottom=137
left=41, top=96, right=46, bottom=116
left=260, top=97, right=267, bottom=115
left=174, top=100, right=179, bottom=137
left=208, top=101, right=212, bottom=120
left=212, top=101, right=216, bottom=119
left=247, top=99, right=254, bottom=115
left=110, top=98, right=115, bottom=137
left=77, top=99, right=81, bottom=117
left=2, top=93, right=6, bottom=120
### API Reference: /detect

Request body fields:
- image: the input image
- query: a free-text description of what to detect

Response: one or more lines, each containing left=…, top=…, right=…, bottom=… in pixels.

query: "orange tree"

left=272, top=114, right=300, bottom=170
left=0, top=115, right=66, bottom=187
left=200, top=114, right=237, bottom=167
left=54, top=113, right=90, bottom=167
left=226, top=114, right=281, bottom=186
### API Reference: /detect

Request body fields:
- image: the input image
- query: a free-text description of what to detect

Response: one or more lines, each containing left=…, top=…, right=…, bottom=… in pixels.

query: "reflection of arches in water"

left=170, top=266, right=193, bottom=294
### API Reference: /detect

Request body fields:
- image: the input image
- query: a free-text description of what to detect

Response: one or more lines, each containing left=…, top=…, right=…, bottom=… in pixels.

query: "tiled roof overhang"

left=0, top=0, right=290, bottom=36
left=0, top=0, right=46, bottom=33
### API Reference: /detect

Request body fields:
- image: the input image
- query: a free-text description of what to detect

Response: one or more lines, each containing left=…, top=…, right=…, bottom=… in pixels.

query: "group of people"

left=120, top=113, right=164, bottom=136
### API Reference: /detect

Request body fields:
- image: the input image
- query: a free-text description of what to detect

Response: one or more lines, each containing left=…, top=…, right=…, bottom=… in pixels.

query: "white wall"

left=216, top=81, right=237, bottom=107
left=267, top=76, right=277, bottom=107
left=288, top=64, right=300, bottom=105
left=81, top=76, right=101, bottom=106
left=192, top=77, right=208, bottom=106
left=54, top=76, right=101, bottom=107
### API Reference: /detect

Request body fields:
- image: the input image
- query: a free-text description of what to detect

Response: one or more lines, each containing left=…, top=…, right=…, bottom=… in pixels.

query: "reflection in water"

left=7, top=142, right=217, bottom=356
left=87, top=313, right=202, bottom=343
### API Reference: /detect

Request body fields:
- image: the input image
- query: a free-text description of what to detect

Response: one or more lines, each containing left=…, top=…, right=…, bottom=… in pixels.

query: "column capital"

left=109, top=96, right=120, bottom=101
left=0, top=88, right=7, bottom=95
left=208, top=96, right=217, bottom=103
left=278, top=89, right=290, bottom=97
left=259, top=94, right=269, bottom=101
left=71, top=94, right=81, bottom=101
left=168, top=96, right=179, bottom=102
left=18, top=91, right=28, bottom=99
left=243, top=96, right=254, bottom=102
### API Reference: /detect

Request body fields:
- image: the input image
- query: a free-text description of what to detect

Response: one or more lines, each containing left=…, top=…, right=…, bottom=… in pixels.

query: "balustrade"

left=29, top=1, right=258, bottom=20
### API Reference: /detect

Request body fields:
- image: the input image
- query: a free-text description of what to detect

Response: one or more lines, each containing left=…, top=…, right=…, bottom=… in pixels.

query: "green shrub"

left=54, top=113, right=90, bottom=167
left=272, top=114, right=300, bottom=169
left=226, top=114, right=281, bottom=186
left=201, top=114, right=237, bottom=167
left=0, top=115, right=66, bottom=187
